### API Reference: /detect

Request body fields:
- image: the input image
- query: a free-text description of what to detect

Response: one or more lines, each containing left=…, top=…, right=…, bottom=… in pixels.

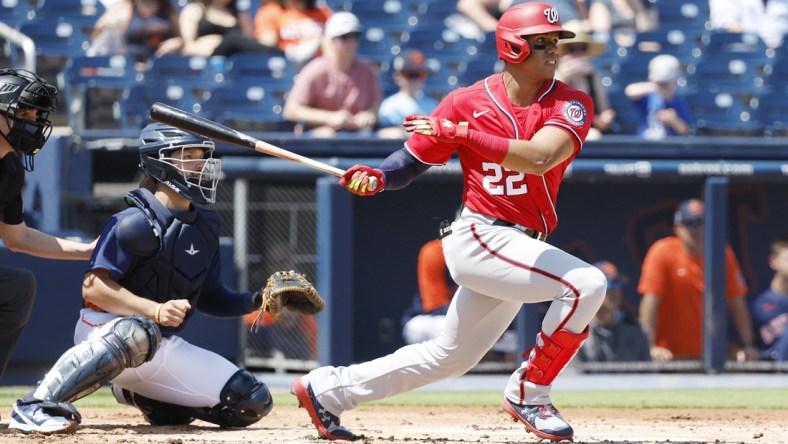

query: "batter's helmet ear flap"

left=495, top=2, right=575, bottom=63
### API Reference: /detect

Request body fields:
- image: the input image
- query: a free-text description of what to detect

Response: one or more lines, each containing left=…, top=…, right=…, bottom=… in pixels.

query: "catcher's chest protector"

left=119, top=189, right=219, bottom=319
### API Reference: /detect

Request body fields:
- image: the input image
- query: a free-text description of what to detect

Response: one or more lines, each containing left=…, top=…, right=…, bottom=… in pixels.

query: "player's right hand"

left=340, top=165, right=385, bottom=196
left=403, top=115, right=468, bottom=142
left=157, top=299, right=191, bottom=328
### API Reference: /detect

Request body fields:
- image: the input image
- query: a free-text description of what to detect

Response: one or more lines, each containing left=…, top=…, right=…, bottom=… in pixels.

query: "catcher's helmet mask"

left=495, top=2, right=575, bottom=64
left=0, top=68, right=58, bottom=171
left=138, top=123, right=221, bottom=205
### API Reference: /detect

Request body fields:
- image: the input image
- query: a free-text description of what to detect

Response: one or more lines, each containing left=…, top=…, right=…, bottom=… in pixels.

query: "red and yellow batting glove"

left=403, top=115, right=469, bottom=142
left=340, top=165, right=385, bottom=196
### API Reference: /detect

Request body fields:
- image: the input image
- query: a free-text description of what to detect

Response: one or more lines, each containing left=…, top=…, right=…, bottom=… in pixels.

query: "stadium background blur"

left=1, top=0, right=787, bottom=383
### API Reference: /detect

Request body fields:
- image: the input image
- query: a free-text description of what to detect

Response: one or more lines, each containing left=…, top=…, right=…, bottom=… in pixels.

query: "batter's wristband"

left=466, top=129, right=509, bottom=164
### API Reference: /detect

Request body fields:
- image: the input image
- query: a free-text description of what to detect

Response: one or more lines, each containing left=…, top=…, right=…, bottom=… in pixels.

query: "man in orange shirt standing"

left=637, top=198, right=760, bottom=362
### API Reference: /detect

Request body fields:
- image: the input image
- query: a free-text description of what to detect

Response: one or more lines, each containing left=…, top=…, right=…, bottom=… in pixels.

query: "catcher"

left=8, top=123, right=324, bottom=434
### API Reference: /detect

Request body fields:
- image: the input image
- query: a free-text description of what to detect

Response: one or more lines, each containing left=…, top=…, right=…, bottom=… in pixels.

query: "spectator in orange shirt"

left=253, top=0, right=333, bottom=68
left=637, top=198, right=760, bottom=362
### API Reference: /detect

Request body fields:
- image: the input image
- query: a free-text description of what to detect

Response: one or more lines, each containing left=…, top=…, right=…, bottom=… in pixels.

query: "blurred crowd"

left=4, top=0, right=788, bottom=138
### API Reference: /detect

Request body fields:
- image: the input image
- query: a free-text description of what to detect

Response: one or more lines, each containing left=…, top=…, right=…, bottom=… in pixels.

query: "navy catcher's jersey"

left=88, top=188, right=222, bottom=334
left=749, top=288, right=788, bottom=361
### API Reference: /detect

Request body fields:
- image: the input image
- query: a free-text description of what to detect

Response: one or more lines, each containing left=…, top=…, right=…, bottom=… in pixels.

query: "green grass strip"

left=1, top=387, right=785, bottom=410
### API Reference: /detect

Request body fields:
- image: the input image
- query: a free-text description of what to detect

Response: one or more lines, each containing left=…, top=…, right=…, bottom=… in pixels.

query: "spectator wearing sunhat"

left=377, top=49, right=440, bottom=139
left=624, top=54, right=693, bottom=139
left=555, top=21, right=615, bottom=140
left=283, top=11, right=382, bottom=136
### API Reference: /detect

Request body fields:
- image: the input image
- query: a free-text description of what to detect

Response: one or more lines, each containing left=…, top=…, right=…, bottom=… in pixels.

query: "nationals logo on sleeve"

left=562, top=100, right=587, bottom=127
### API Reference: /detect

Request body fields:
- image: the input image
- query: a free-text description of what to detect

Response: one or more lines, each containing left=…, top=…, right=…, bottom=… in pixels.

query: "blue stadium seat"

left=702, top=31, right=770, bottom=55
left=32, top=0, right=104, bottom=18
left=59, top=55, right=141, bottom=130
left=652, top=0, right=709, bottom=29
left=358, top=23, right=405, bottom=61
left=632, top=29, right=702, bottom=59
left=348, top=0, right=405, bottom=23
left=407, top=1, right=457, bottom=27
left=401, top=27, right=478, bottom=59
left=689, top=51, right=772, bottom=95
left=684, top=92, right=764, bottom=136
left=15, top=18, right=91, bottom=125
left=118, top=81, right=202, bottom=130
left=143, top=55, right=223, bottom=96
left=605, top=90, right=639, bottom=135
left=224, top=52, right=296, bottom=82
left=201, top=82, right=293, bottom=132
left=0, top=0, right=35, bottom=25
left=754, top=92, right=788, bottom=136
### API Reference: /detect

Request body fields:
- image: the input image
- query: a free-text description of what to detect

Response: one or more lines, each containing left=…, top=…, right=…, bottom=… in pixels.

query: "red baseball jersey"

left=405, top=73, right=593, bottom=234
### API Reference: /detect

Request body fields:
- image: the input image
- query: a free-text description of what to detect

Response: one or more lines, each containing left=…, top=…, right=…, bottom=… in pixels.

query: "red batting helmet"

left=495, top=2, right=575, bottom=63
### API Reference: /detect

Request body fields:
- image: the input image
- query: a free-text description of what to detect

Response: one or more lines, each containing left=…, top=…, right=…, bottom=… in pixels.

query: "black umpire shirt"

left=0, top=152, right=26, bottom=225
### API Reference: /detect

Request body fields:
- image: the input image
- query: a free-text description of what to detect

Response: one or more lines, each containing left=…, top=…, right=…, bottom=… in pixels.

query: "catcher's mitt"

left=251, top=270, right=325, bottom=332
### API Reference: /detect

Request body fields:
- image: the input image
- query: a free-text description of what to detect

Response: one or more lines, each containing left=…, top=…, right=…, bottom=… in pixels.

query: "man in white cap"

left=283, top=11, right=382, bottom=137
left=624, top=54, right=692, bottom=140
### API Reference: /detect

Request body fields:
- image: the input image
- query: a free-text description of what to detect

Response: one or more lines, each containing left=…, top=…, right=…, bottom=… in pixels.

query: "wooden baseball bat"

left=148, top=102, right=345, bottom=177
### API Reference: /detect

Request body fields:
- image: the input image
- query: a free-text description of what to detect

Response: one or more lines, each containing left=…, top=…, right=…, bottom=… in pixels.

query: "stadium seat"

left=201, top=83, right=293, bottom=132
left=768, top=55, right=788, bottom=93
left=754, top=92, right=788, bottom=136
left=605, top=90, right=639, bottom=135
left=684, top=92, right=764, bottom=136
left=0, top=0, right=35, bottom=25
left=348, top=0, right=405, bottom=23
left=702, top=31, right=770, bottom=55
left=652, top=0, right=709, bottom=29
left=689, top=51, right=772, bottom=95
left=224, top=52, right=296, bottom=83
left=358, top=23, right=405, bottom=61
left=59, top=55, right=141, bottom=130
left=117, top=81, right=202, bottom=130
left=15, top=19, right=91, bottom=125
left=143, top=55, right=223, bottom=97
left=401, top=27, right=478, bottom=59
left=632, top=30, right=702, bottom=60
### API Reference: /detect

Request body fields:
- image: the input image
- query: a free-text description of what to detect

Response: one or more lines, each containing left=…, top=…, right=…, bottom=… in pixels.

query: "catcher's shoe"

left=8, top=399, right=79, bottom=434
left=291, top=376, right=355, bottom=440
left=501, top=397, right=574, bottom=441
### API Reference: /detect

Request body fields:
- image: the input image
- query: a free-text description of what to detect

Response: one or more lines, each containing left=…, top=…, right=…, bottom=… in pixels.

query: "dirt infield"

left=0, top=405, right=783, bottom=444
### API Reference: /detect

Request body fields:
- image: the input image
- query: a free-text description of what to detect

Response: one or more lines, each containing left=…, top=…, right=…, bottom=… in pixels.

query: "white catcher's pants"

left=75, top=308, right=240, bottom=408
left=308, top=209, right=606, bottom=415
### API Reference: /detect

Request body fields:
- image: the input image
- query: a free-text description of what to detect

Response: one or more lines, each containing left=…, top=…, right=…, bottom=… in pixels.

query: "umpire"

left=0, top=68, right=95, bottom=381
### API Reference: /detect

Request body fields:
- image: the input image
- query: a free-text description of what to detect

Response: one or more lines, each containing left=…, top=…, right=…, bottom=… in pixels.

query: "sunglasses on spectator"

left=401, top=70, right=427, bottom=80
left=337, top=32, right=361, bottom=41
left=564, top=43, right=589, bottom=54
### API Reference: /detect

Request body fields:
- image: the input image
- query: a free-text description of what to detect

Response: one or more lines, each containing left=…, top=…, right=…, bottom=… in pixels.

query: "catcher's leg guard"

left=525, top=328, right=589, bottom=386
left=112, top=385, right=195, bottom=425
left=31, top=315, right=161, bottom=404
left=194, top=369, right=273, bottom=428
left=114, top=369, right=272, bottom=428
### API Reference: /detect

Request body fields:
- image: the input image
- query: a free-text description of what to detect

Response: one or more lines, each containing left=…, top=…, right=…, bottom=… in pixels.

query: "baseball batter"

left=292, top=3, right=606, bottom=442
left=9, top=123, right=273, bottom=434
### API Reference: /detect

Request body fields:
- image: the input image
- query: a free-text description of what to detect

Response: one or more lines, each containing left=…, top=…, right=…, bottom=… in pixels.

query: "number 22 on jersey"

left=482, top=162, right=527, bottom=196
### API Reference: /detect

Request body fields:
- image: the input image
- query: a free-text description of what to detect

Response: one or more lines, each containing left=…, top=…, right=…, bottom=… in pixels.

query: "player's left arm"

left=0, top=220, right=95, bottom=260
left=197, top=252, right=259, bottom=317
left=499, top=127, right=577, bottom=175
